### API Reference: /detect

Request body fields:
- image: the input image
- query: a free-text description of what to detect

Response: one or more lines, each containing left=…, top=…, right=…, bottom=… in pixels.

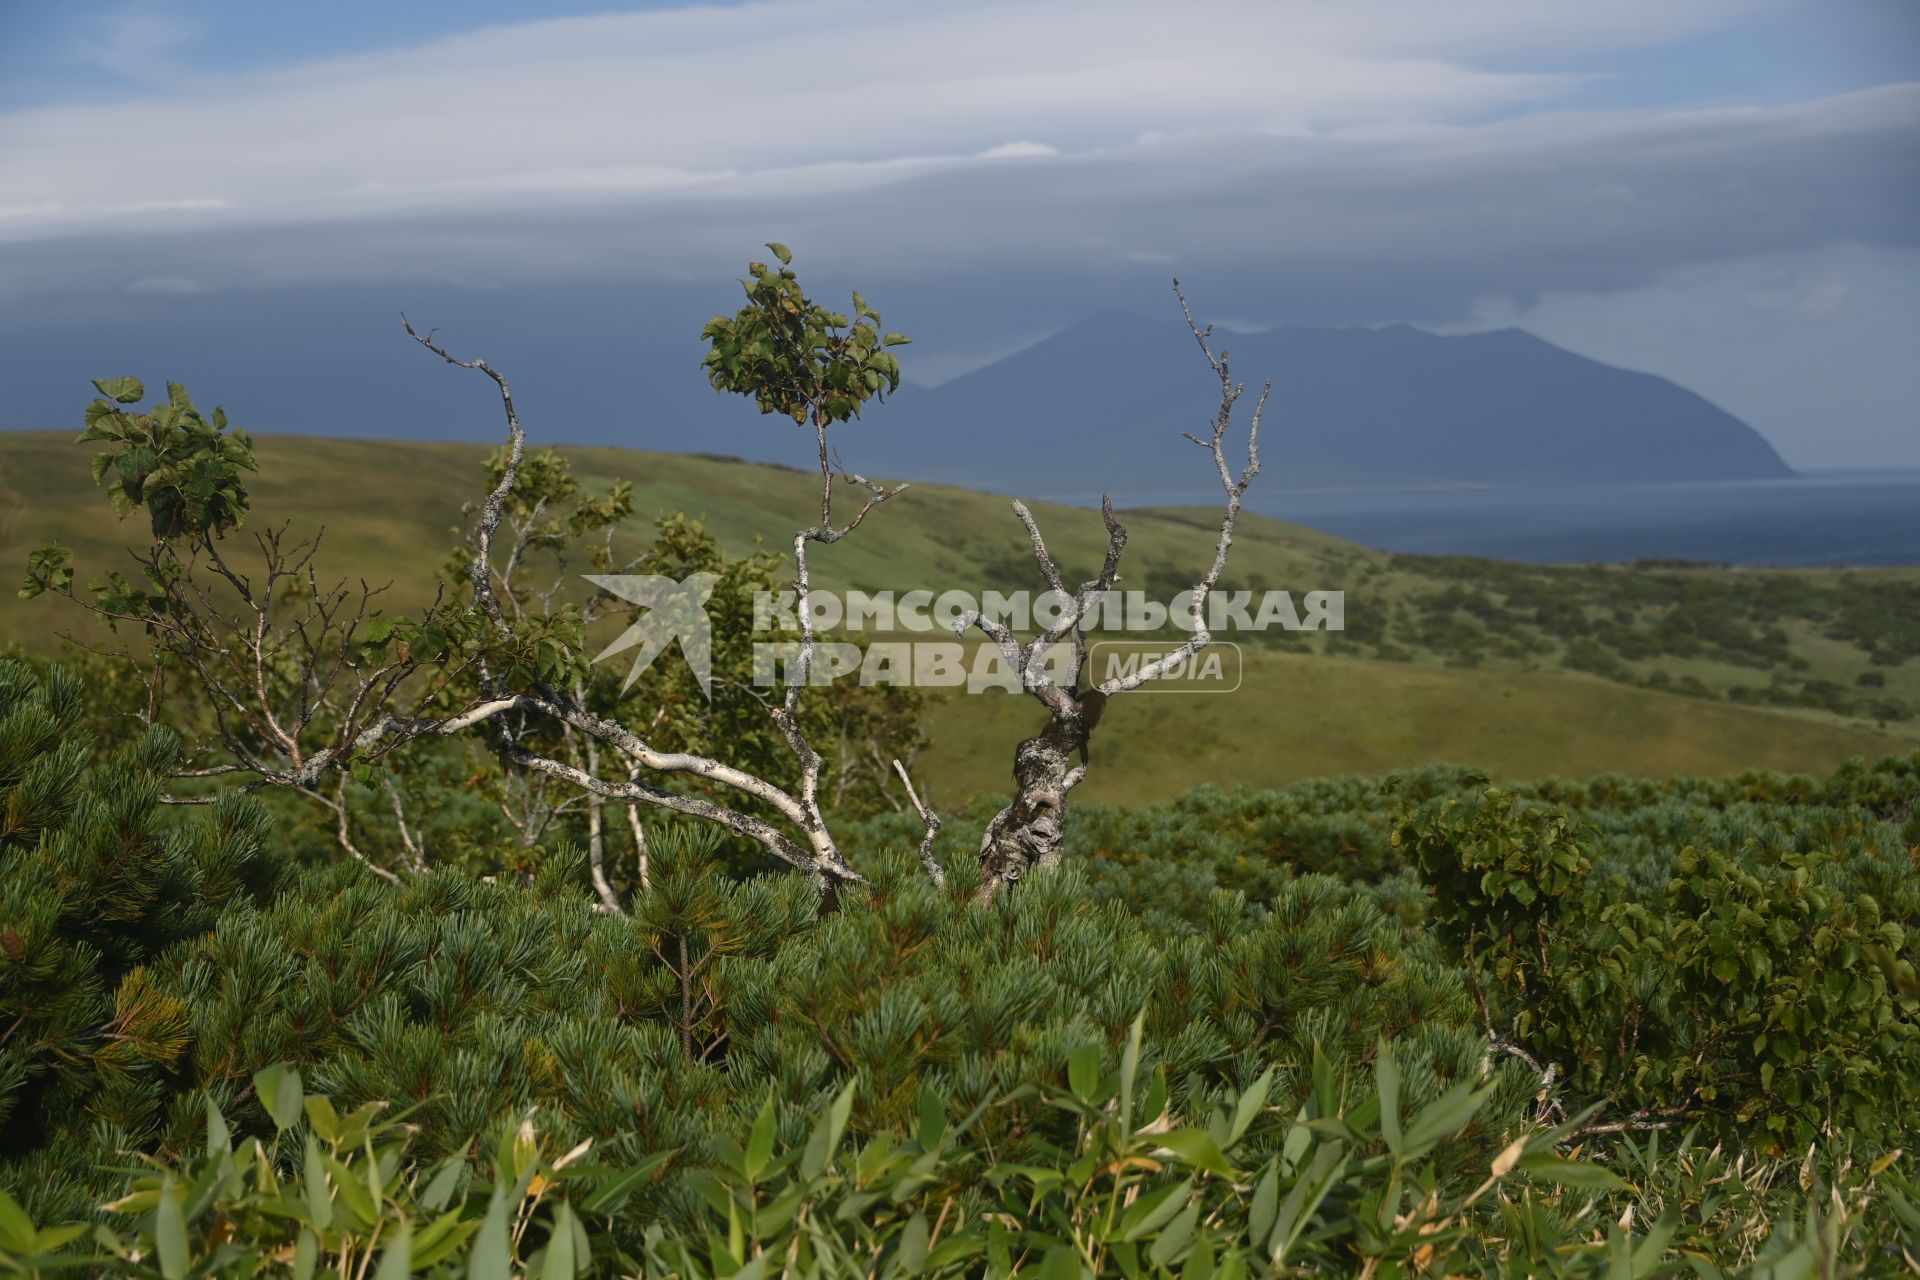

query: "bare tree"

left=955, top=281, right=1265, bottom=905
left=26, top=256, right=912, bottom=902
left=26, top=258, right=1264, bottom=912
left=365, top=311, right=901, bottom=900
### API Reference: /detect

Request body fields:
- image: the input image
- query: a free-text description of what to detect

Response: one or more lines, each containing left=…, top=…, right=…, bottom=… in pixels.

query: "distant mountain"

left=861, top=316, right=1793, bottom=499
left=0, top=289, right=1794, bottom=500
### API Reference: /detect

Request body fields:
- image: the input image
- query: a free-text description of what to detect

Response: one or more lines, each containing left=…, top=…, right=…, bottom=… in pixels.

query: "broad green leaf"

left=303, top=1134, right=334, bottom=1231
left=894, top=1210, right=929, bottom=1277
left=1376, top=1043, right=1403, bottom=1158
left=1119, top=1179, right=1191, bottom=1242
left=1517, top=1152, right=1628, bottom=1192
left=1248, top=1162, right=1279, bottom=1246
left=255, top=1063, right=305, bottom=1132
left=93, top=376, right=144, bottom=404
left=305, top=1095, right=341, bottom=1144
left=1039, top=1245, right=1081, bottom=1280
left=1119, top=1013, right=1143, bottom=1129
left=1310, top=1044, right=1337, bottom=1120
left=1147, top=1201, right=1199, bottom=1269
left=1400, top=1081, right=1489, bottom=1157
left=155, top=1177, right=188, bottom=1280
left=1271, top=1145, right=1346, bottom=1263
left=412, top=1216, right=484, bottom=1270
left=578, top=1151, right=674, bottom=1215
left=1631, top=1205, right=1680, bottom=1276
left=0, top=1189, right=34, bottom=1255
left=1153, top=1129, right=1236, bottom=1178
left=325, top=1153, right=376, bottom=1225
left=468, top=1188, right=511, bottom=1280
left=206, top=1096, right=232, bottom=1159
left=374, top=1218, right=412, bottom=1280
left=801, top=1079, right=856, bottom=1179
left=32, top=1221, right=89, bottom=1253
left=1183, top=1236, right=1215, bottom=1280
left=540, top=1204, right=575, bottom=1280
left=1068, top=1044, right=1102, bottom=1102
left=744, top=1095, right=776, bottom=1181
left=915, top=1086, right=947, bottom=1150
left=421, top=1157, right=466, bottom=1213
left=1228, top=1069, right=1271, bottom=1148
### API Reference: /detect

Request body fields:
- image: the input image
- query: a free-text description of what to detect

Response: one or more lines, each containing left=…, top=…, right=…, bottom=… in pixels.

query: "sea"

left=1229, top=471, right=1920, bottom=567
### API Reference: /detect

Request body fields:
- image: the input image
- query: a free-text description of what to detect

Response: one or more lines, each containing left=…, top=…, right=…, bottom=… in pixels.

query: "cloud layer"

left=0, top=0, right=1914, bottom=465
left=2, top=2, right=1911, bottom=306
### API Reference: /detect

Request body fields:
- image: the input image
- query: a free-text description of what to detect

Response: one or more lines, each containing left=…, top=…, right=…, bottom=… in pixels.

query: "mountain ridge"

left=863, top=314, right=1793, bottom=497
left=0, top=307, right=1792, bottom=498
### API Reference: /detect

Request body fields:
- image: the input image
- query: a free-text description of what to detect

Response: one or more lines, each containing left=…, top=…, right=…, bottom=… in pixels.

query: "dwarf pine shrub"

left=0, top=660, right=281, bottom=1216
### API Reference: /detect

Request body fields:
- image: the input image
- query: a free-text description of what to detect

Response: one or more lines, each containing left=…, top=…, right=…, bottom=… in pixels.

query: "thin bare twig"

left=893, top=758, right=944, bottom=888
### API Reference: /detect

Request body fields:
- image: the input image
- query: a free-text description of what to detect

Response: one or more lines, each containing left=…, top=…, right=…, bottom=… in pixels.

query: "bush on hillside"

left=1395, top=783, right=1920, bottom=1150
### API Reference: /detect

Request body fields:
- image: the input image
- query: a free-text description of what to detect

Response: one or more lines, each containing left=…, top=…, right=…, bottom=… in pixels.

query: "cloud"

left=0, top=0, right=1911, bottom=452
left=126, top=275, right=212, bottom=295
left=5, top=61, right=1913, bottom=327
left=976, top=142, right=1059, bottom=160
left=1, top=0, right=1786, bottom=248
left=66, top=3, right=199, bottom=90
left=1745, top=278, right=1855, bottom=317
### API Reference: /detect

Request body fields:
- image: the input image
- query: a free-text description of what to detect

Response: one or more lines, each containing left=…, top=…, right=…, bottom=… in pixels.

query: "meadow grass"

left=4, top=431, right=1911, bottom=796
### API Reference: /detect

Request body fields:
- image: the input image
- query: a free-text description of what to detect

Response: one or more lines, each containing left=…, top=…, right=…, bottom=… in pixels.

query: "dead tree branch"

left=956, top=279, right=1267, bottom=905
left=894, top=758, right=945, bottom=889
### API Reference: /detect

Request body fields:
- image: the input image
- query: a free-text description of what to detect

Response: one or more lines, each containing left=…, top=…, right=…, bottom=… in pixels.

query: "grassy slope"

left=918, top=648, right=1902, bottom=807
left=2, top=431, right=1910, bottom=799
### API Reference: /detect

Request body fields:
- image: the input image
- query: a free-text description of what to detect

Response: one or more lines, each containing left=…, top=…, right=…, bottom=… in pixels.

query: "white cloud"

left=127, top=275, right=211, bottom=294
left=0, top=0, right=1782, bottom=245
left=977, top=142, right=1059, bottom=160
left=0, top=0, right=1909, bottom=391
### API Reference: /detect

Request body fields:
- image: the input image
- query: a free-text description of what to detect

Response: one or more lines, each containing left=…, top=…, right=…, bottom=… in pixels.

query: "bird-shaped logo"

left=585, top=573, right=721, bottom=698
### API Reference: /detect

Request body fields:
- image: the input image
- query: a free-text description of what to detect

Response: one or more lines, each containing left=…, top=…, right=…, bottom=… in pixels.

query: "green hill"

left=3, top=430, right=1912, bottom=797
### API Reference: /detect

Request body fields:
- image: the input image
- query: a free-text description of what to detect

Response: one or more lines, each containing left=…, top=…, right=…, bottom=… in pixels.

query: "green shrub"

left=7, top=1031, right=1911, bottom=1278
left=0, top=660, right=280, bottom=1215
left=1394, top=783, right=1920, bottom=1150
left=1, top=804, right=1509, bottom=1229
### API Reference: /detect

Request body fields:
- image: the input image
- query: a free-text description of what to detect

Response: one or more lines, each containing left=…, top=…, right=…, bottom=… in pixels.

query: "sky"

left=1, top=0, right=1916, bottom=471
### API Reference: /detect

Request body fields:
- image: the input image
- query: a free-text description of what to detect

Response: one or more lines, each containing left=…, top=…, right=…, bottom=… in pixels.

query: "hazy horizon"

left=3, top=0, right=1917, bottom=472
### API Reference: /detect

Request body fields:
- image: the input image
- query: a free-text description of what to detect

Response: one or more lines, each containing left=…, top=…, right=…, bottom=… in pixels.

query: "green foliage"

left=0, top=660, right=281, bottom=1214
left=1393, top=778, right=1920, bottom=1151
left=1, top=660, right=1916, bottom=1269
left=9, top=1035, right=1912, bottom=1277
left=660, top=1020, right=1605, bottom=1278
left=77, top=377, right=256, bottom=541
left=1362, top=554, right=1920, bottom=724
left=0, top=799, right=1506, bottom=1229
left=16, top=1060, right=611, bottom=1278
left=701, top=248, right=908, bottom=427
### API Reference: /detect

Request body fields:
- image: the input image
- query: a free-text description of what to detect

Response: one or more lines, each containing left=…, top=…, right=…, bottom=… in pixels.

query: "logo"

left=586, top=573, right=720, bottom=696
left=1087, top=640, right=1243, bottom=692
left=587, top=579, right=1343, bottom=697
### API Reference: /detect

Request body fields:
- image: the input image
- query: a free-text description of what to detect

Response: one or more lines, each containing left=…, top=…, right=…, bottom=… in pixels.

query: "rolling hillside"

left=2, top=430, right=1912, bottom=802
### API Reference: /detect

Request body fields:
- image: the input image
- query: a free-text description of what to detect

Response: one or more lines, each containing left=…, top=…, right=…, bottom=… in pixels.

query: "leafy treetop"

left=79, top=377, right=256, bottom=541
left=700, top=242, right=910, bottom=427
